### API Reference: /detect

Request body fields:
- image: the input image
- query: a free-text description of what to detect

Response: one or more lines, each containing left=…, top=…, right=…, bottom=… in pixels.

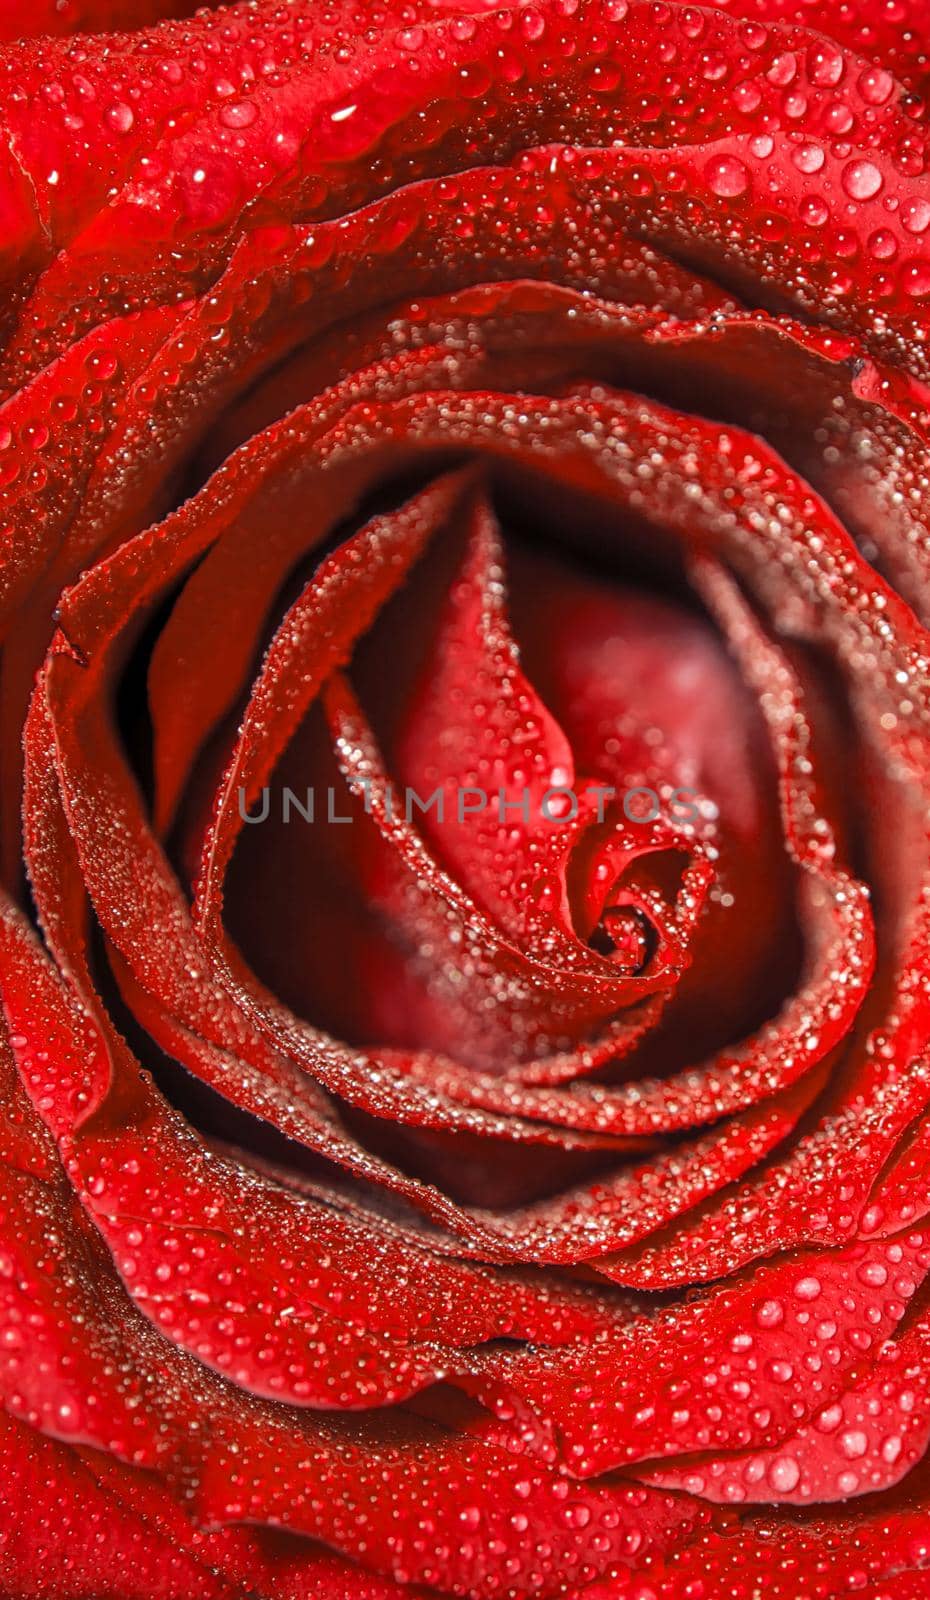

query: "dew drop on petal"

left=869, top=228, right=898, bottom=260
left=105, top=102, right=134, bottom=133
left=219, top=100, right=258, bottom=129
left=792, top=142, right=824, bottom=174
left=807, top=42, right=844, bottom=86
left=769, top=1456, right=800, bottom=1492
left=705, top=155, right=750, bottom=198
left=903, top=260, right=930, bottom=298
left=901, top=200, right=930, bottom=235
left=801, top=196, right=829, bottom=227
left=842, top=160, right=883, bottom=201
left=858, top=65, right=895, bottom=104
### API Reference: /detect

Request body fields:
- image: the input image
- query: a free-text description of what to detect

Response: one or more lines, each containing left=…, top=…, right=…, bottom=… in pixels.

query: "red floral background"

left=2, top=1, right=930, bottom=1596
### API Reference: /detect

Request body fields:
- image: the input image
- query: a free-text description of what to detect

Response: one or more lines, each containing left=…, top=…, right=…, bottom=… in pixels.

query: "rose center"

left=588, top=904, right=656, bottom=971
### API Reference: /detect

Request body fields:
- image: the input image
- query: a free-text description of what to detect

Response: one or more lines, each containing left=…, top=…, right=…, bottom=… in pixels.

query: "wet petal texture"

left=0, top=0, right=216, bottom=43
left=1, top=0, right=930, bottom=1597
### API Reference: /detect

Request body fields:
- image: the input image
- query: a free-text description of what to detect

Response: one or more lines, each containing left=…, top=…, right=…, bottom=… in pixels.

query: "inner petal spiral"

left=225, top=473, right=797, bottom=1086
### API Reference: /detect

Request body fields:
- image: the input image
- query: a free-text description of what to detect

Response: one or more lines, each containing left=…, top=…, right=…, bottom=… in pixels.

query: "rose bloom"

left=2, top=0, right=930, bottom=1596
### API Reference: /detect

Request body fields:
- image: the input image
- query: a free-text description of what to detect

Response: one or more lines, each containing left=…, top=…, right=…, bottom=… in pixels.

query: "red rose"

left=2, top=1, right=930, bottom=1596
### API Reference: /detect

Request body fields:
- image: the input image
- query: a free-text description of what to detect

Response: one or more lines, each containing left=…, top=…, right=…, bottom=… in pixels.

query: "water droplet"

left=219, top=100, right=258, bottom=130
left=792, top=142, right=825, bottom=174
left=901, top=200, right=930, bottom=235
left=842, top=160, right=883, bottom=201
left=868, top=228, right=897, bottom=260
left=808, top=43, right=844, bottom=87
left=903, top=260, right=930, bottom=299
left=858, top=66, right=894, bottom=105
left=824, top=100, right=854, bottom=134
left=705, top=155, right=750, bottom=198
left=769, top=1455, right=800, bottom=1491
left=801, top=196, right=829, bottom=227
left=734, top=81, right=762, bottom=113
left=105, top=102, right=134, bottom=133
left=767, top=53, right=798, bottom=87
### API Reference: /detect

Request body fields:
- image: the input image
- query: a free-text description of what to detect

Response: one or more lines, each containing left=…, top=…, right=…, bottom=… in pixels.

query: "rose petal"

left=0, top=0, right=214, bottom=41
